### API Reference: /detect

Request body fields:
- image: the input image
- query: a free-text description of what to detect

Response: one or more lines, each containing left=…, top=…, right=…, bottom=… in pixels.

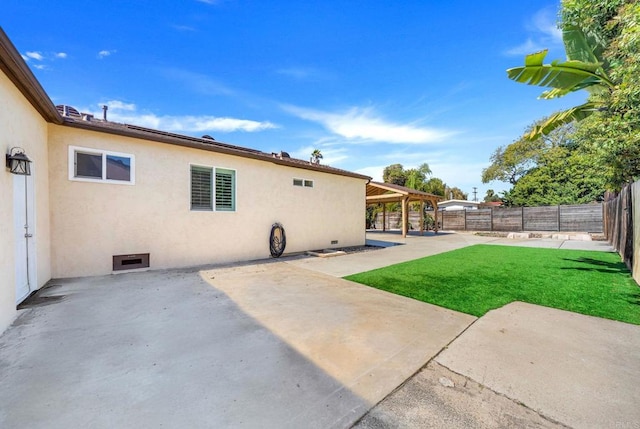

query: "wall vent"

left=113, top=253, right=150, bottom=271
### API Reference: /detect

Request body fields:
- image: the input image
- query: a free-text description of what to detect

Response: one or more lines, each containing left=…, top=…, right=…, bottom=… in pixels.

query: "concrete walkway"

left=347, top=232, right=640, bottom=429
left=436, top=302, right=640, bottom=429
left=287, top=231, right=499, bottom=277
left=288, top=230, right=615, bottom=277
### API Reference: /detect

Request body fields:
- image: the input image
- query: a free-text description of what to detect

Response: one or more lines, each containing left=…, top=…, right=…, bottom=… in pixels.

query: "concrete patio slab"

left=201, top=262, right=476, bottom=409
left=0, top=261, right=475, bottom=429
left=436, top=302, right=640, bottom=429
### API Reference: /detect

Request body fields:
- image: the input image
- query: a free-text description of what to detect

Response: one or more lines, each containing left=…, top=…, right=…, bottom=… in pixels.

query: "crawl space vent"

left=113, top=253, right=150, bottom=271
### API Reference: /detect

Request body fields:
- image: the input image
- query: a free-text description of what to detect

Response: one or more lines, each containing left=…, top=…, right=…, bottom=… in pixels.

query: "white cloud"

left=22, top=51, right=67, bottom=63
left=505, top=39, right=545, bottom=57
left=196, top=0, right=220, bottom=4
left=113, top=113, right=277, bottom=133
left=172, top=24, right=196, bottom=32
left=93, top=100, right=277, bottom=133
left=275, top=67, right=328, bottom=81
left=355, top=166, right=385, bottom=182
left=33, top=64, right=47, bottom=70
left=283, top=105, right=453, bottom=144
left=505, top=7, right=562, bottom=56
left=162, top=68, right=236, bottom=96
left=102, top=100, right=137, bottom=111
left=276, top=67, right=311, bottom=80
left=531, top=8, right=562, bottom=43
left=25, top=51, right=44, bottom=61
left=98, top=50, right=116, bottom=59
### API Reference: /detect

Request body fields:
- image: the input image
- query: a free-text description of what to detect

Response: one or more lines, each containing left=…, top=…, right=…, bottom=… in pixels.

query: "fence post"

left=490, top=207, right=494, bottom=231
left=382, top=204, right=386, bottom=231
left=521, top=206, right=525, bottom=231
left=464, top=209, right=467, bottom=231
left=557, top=205, right=561, bottom=232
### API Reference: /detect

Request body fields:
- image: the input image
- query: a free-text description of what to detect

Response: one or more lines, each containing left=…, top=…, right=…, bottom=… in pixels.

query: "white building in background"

left=437, top=199, right=481, bottom=211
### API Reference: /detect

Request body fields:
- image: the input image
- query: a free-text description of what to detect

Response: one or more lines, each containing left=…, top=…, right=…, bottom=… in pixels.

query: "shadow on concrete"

left=0, top=270, right=369, bottom=429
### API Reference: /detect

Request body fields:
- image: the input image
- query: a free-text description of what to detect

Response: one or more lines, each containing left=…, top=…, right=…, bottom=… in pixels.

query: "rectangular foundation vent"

left=113, top=253, right=150, bottom=271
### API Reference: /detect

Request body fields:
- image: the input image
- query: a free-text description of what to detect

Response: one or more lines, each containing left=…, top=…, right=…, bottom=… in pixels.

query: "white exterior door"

left=14, top=173, right=36, bottom=304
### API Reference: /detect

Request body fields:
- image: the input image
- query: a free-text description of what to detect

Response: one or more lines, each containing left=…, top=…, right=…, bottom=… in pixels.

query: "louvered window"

left=191, top=166, right=213, bottom=210
left=190, top=165, right=236, bottom=212
left=215, top=168, right=236, bottom=211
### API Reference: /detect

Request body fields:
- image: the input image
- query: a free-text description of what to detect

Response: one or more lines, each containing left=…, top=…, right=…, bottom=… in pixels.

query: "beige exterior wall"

left=49, top=126, right=366, bottom=278
left=0, top=69, right=52, bottom=332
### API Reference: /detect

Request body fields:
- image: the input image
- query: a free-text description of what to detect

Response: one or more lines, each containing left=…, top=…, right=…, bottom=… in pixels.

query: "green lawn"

left=344, top=245, right=640, bottom=325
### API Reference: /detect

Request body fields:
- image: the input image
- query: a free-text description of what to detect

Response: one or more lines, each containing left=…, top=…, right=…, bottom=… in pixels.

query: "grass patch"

left=344, top=245, right=640, bottom=325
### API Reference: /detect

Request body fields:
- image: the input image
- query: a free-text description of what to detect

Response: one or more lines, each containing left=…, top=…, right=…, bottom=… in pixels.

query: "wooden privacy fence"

left=603, top=182, right=638, bottom=282
left=373, top=204, right=603, bottom=233
left=440, top=205, right=603, bottom=233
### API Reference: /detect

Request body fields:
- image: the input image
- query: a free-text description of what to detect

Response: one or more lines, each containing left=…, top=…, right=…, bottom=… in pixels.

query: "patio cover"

left=366, top=181, right=442, bottom=237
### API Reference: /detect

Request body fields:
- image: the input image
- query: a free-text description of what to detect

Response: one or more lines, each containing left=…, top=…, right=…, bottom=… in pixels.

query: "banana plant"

left=507, top=24, right=614, bottom=140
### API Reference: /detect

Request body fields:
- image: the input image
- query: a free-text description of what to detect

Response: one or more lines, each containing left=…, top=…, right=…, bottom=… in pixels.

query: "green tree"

left=382, top=164, right=407, bottom=186
left=446, top=187, right=468, bottom=200
left=424, top=177, right=445, bottom=196
left=405, top=163, right=432, bottom=191
left=507, top=24, right=614, bottom=140
left=484, top=189, right=502, bottom=202
left=482, top=118, right=559, bottom=185
left=483, top=119, right=606, bottom=205
left=508, top=143, right=606, bottom=205
left=507, top=0, right=640, bottom=188
left=562, top=0, right=640, bottom=187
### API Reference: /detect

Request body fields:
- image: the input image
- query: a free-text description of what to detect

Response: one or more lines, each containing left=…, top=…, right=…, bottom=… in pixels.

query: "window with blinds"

left=190, top=166, right=213, bottom=210
left=190, top=165, right=236, bottom=212
left=215, top=168, right=235, bottom=211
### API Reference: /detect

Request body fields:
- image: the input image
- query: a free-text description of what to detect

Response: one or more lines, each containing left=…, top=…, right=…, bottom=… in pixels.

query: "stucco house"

left=0, top=28, right=370, bottom=333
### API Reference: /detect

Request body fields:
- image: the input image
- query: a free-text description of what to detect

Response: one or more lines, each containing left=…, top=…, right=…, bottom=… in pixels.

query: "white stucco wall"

left=48, top=126, right=366, bottom=278
left=0, top=69, right=52, bottom=333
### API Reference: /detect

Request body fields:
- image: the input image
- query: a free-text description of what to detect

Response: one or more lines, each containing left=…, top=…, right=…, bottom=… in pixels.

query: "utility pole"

left=472, top=187, right=478, bottom=202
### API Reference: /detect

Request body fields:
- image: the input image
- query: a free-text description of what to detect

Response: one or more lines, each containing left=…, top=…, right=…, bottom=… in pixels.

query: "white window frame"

left=293, top=177, right=314, bottom=188
left=189, top=163, right=237, bottom=212
left=68, top=145, right=135, bottom=185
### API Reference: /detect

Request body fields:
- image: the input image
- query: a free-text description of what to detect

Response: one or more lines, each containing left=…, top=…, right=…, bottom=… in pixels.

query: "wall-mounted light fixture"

left=5, top=147, right=31, bottom=175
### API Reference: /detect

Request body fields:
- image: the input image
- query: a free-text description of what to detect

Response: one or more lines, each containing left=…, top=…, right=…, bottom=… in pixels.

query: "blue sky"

left=3, top=0, right=586, bottom=199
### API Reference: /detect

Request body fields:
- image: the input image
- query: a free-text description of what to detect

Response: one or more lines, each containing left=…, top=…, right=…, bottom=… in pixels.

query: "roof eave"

left=0, top=27, right=63, bottom=124
left=62, top=119, right=371, bottom=181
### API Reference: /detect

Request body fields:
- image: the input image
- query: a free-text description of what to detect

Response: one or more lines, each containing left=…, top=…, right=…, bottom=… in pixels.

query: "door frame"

left=14, top=171, right=37, bottom=304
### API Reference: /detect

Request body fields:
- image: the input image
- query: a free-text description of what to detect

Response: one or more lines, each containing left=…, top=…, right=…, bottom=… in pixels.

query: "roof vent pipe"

left=102, top=105, right=108, bottom=121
